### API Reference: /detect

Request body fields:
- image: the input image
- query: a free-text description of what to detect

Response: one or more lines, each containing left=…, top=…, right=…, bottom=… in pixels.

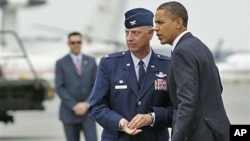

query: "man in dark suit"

left=154, top=1, right=230, bottom=141
left=88, top=8, right=172, bottom=141
left=55, top=32, right=98, bottom=141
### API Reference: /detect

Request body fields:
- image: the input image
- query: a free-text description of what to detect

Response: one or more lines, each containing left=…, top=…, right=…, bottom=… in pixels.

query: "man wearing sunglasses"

left=55, top=32, right=98, bottom=141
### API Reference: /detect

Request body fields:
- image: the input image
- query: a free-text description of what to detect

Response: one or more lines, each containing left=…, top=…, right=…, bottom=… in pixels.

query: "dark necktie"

left=138, top=60, right=145, bottom=89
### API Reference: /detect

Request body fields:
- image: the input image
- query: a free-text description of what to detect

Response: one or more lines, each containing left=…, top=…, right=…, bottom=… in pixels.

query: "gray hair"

left=143, top=26, right=153, bottom=33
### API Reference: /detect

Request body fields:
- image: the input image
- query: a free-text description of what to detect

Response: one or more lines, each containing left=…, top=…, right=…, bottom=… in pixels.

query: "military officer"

left=88, top=8, right=172, bottom=141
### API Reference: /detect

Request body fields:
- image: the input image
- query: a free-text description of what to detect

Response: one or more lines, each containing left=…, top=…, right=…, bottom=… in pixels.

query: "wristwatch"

left=148, top=113, right=155, bottom=125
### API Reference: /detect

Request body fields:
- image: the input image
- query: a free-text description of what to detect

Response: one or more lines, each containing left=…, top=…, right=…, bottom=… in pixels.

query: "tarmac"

left=0, top=82, right=249, bottom=141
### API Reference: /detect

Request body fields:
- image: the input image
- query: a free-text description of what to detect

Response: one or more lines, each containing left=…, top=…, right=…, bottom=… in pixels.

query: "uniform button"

left=137, top=101, right=141, bottom=106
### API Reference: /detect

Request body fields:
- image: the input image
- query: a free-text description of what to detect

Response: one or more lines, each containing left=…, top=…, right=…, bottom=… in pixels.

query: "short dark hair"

left=157, top=1, right=188, bottom=27
left=68, top=31, right=82, bottom=40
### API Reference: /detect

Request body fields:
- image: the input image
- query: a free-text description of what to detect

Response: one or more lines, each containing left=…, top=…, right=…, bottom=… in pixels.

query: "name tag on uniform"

left=154, top=79, right=167, bottom=90
left=115, top=85, right=127, bottom=89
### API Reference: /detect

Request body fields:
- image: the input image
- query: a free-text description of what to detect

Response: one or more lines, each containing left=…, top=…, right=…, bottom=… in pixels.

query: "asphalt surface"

left=0, top=82, right=249, bottom=141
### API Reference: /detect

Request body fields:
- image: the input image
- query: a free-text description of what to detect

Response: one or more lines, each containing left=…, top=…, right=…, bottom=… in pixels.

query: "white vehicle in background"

left=216, top=52, right=250, bottom=82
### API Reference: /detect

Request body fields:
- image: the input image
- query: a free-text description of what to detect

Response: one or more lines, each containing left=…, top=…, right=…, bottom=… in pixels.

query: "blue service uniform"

left=89, top=50, right=172, bottom=141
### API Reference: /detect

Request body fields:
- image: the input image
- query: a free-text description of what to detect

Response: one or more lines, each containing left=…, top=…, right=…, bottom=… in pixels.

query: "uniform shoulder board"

left=156, top=53, right=170, bottom=61
left=104, top=51, right=126, bottom=59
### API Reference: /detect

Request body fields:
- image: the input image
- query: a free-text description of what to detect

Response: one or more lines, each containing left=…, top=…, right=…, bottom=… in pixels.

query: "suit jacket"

left=89, top=50, right=173, bottom=141
left=168, top=32, right=230, bottom=141
left=55, top=53, right=97, bottom=123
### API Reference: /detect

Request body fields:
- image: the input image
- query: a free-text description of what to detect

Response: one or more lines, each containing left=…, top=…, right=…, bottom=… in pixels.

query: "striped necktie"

left=76, top=58, right=82, bottom=75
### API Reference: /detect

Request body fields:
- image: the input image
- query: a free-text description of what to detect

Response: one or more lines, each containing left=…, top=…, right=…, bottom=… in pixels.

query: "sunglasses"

left=70, top=41, right=82, bottom=45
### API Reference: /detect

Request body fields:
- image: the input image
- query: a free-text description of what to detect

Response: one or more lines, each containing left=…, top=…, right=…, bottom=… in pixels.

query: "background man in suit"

left=55, top=32, right=98, bottom=141
left=154, top=1, right=230, bottom=141
left=88, top=8, right=172, bottom=141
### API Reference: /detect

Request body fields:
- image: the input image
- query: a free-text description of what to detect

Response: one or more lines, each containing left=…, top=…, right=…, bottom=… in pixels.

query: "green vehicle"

left=0, top=30, right=54, bottom=123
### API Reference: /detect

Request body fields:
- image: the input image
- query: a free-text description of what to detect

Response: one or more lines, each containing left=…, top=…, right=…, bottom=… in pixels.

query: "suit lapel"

left=66, top=55, right=79, bottom=76
left=81, top=54, right=89, bottom=77
left=169, top=32, right=193, bottom=101
left=169, top=32, right=193, bottom=86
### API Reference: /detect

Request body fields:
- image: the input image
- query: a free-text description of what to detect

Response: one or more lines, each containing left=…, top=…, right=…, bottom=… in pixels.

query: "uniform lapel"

left=137, top=52, right=158, bottom=99
left=123, top=52, right=139, bottom=96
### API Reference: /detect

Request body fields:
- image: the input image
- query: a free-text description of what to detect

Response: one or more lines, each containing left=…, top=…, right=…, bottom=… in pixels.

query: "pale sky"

left=1, top=0, right=249, bottom=51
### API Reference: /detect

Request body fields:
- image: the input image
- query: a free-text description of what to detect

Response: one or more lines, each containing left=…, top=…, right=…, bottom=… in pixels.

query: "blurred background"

left=0, top=0, right=249, bottom=141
